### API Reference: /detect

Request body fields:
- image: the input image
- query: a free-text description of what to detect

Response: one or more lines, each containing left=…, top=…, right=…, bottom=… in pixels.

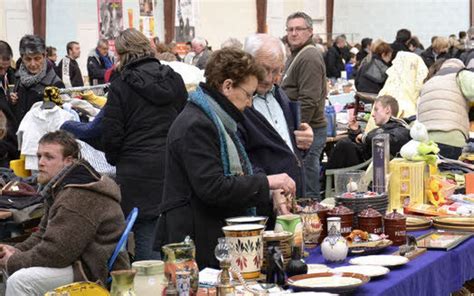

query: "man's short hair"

left=39, top=131, right=80, bottom=159
left=376, top=95, right=399, bottom=117
left=66, top=41, right=79, bottom=55
left=19, top=35, right=46, bottom=56
left=192, top=37, right=207, bottom=47
left=97, top=39, right=108, bottom=48
left=46, top=46, right=56, bottom=57
left=286, top=11, right=313, bottom=29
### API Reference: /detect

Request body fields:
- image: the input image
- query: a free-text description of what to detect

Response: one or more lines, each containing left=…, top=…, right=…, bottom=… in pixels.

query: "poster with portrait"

left=175, top=0, right=195, bottom=42
left=97, top=0, right=123, bottom=42
left=139, top=0, right=155, bottom=38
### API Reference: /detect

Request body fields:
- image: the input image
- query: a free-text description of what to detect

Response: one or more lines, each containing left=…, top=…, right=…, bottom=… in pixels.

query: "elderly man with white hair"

left=191, top=37, right=211, bottom=69
left=239, top=33, right=313, bottom=228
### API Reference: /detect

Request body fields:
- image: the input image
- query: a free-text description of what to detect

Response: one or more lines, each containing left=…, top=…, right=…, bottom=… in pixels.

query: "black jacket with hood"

left=102, top=56, right=187, bottom=219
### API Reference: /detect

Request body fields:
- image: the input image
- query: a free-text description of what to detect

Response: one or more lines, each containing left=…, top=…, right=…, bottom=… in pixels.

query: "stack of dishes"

left=332, top=265, right=390, bottom=279
left=349, top=255, right=409, bottom=268
left=406, top=215, right=432, bottom=231
left=287, top=272, right=369, bottom=294
left=433, top=216, right=474, bottom=231
left=261, top=230, right=293, bottom=271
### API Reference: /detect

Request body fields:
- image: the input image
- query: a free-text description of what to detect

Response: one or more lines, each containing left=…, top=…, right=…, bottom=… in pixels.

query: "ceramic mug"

left=274, top=214, right=304, bottom=250
left=222, top=224, right=265, bottom=279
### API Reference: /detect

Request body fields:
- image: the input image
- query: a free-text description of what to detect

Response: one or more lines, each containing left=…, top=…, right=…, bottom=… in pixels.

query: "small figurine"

left=265, top=245, right=286, bottom=286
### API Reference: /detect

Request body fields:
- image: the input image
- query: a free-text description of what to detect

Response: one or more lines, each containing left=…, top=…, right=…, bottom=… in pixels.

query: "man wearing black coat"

left=56, top=41, right=84, bottom=87
left=325, top=36, right=347, bottom=79
left=87, top=39, right=114, bottom=85
left=240, top=33, right=313, bottom=228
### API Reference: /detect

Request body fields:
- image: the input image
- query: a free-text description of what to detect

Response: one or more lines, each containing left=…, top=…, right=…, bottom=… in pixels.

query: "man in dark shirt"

left=56, top=41, right=84, bottom=87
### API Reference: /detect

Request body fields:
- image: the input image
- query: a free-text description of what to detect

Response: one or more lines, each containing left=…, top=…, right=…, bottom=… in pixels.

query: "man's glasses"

left=285, top=27, right=309, bottom=33
left=236, top=86, right=256, bottom=99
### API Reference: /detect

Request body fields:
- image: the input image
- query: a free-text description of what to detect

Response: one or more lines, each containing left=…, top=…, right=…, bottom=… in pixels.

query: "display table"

left=306, top=229, right=474, bottom=296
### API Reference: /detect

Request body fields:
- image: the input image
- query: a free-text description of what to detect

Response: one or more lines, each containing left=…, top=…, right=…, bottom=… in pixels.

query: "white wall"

left=333, top=0, right=470, bottom=47
left=0, top=0, right=33, bottom=59
left=193, top=0, right=256, bottom=50
left=267, top=0, right=326, bottom=40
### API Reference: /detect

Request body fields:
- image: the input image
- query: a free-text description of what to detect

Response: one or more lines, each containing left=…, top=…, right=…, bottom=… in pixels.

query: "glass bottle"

left=320, top=217, right=348, bottom=262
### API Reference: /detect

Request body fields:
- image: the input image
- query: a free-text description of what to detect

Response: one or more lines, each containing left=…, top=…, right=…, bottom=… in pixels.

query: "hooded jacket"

left=6, top=160, right=129, bottom=284
left=102, top=56, right=187, bottom=218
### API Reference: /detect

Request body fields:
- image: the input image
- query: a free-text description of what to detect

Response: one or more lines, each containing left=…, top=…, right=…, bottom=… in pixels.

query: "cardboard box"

left=389, top=158, right=429, bottom=212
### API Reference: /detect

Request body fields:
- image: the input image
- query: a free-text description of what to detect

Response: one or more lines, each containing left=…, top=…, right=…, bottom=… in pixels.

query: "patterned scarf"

left=18, top=60, right=48, bottom=88
left=188, top=86, right=253, bottom=177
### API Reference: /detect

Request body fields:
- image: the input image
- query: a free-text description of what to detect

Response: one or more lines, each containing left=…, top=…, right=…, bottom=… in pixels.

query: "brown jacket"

left=281, top=39, right=327, bottom=129
left=7, top=161, right=129, bottom=284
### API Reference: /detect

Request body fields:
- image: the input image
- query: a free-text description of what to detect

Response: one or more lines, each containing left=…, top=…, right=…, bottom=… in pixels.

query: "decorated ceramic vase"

left=321, top=217, right=348, bottom=262
left=274, top=214, right=304, bottom=251
left=222, top=224, right=265, bottom=279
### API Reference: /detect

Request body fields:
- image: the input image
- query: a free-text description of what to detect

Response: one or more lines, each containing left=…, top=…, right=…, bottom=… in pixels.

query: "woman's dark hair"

left=0, top=41, right=13, bottom=60
left=395, top=29, right=411, bottom=43
left=46, top=46, right=56, bottom=57
left=19, top=35, right=46, bottom=56
left=204, top=48, right=265, bottom=90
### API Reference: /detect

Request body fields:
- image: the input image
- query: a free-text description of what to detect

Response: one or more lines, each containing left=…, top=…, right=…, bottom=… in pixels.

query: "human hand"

left=267, top=173, right=296, bottom=196
left=9, top=92, right=18, bottom=105
left=355, top=133, right=363, bottom=144
left=294, top=123, right=313, bottom=150
left=271, top=190, right=292, bottom=215
left=0, top=245, right=17, bottom=268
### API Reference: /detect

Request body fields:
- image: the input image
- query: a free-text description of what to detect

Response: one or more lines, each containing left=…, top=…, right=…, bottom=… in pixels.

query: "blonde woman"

left=421, top=36, right=449, bottom=68
left=101, top=28, right=187, bottom=260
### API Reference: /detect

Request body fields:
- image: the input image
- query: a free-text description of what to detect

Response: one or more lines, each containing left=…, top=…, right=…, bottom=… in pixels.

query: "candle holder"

left=214, top=237, right=235, bottom=296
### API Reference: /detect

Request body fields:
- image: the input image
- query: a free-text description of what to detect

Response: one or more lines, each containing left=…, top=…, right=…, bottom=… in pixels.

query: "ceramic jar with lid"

left=132, top=260, right=167, bottom=296
left=328, top=204, right=354, bottom=237
left=384, top=209, right=406, bottom=246
left=321, top=217, right=348, bottom=262
left=358, top=206, right=383, bottom=234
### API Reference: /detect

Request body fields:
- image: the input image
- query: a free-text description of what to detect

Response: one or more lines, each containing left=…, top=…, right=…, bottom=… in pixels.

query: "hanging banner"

left=175, top=0, right=195, bottom=42
left=139, top=0, right=155, bottom=38
left=97, top=0, right=123, bottom=50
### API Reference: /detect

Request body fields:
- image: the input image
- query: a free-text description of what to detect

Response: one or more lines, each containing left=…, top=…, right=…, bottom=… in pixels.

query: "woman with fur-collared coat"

left=417, top=58, right=469, bottom=159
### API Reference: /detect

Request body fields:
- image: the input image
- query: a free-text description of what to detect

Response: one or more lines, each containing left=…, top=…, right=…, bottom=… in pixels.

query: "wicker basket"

left=335, top=194, right=389, bottom=228
left=261, top=231, right=293, bottom=273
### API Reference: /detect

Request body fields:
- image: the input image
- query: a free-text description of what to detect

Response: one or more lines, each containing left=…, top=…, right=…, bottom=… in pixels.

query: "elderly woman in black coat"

left=10, top=35, right=64, bottom=124
left=102, top=28, right=187, bottom=260
left=155, top=48, right=296, bottom=269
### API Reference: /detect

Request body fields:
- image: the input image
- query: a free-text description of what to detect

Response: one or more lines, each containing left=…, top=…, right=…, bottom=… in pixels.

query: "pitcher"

left=274, top=214, right=303, bottom=251
left=162, top=236, right=199, bottom=295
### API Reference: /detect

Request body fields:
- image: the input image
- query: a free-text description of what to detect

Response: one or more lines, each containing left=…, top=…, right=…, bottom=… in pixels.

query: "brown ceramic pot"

left=358, top=206, right=383, bottom=234
left=384, top=209, right=406, bottom=246
left=328, top=204, right=354, bottom=238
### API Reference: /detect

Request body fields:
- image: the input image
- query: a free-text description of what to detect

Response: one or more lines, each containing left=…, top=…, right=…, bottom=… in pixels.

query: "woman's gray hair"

left=19, top=35, right=46, bottom=56
left=114, top=28, right=155, bottom=70
left=244, top=33, right=286, bottom=63
left=221, top=38, right=243, bottom=50
left=286, top=11, right=313, bottom=29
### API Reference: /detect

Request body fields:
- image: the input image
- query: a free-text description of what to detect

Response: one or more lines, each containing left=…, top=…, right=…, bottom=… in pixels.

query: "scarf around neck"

left=188, top=86, right=253, bottom=177
left=19, top=60, right=48, bottom=88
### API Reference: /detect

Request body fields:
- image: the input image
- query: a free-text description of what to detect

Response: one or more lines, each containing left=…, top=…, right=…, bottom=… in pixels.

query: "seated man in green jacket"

left=0, top=130, right=129, bottom=295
